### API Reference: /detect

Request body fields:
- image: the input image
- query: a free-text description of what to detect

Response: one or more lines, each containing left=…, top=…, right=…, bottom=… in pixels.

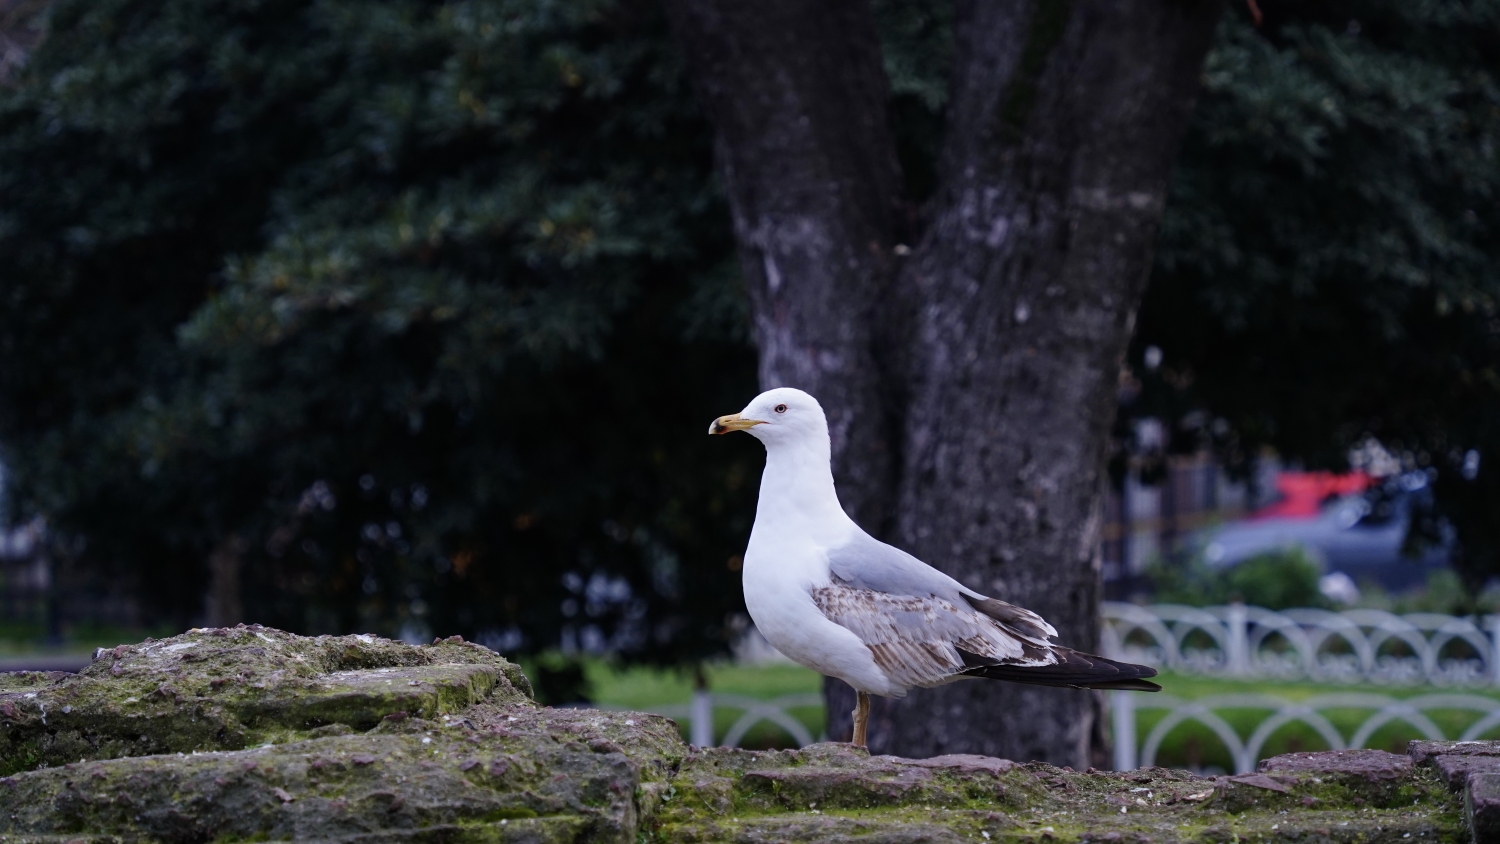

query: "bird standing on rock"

left=710, top=387, right=1160, bottom=748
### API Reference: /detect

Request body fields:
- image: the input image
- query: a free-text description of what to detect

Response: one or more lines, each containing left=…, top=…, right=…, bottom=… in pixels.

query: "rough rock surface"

left=1258, top=748, right=1414, bottom=780
left=1467, top=772, right=1500, bottom=843
left=0, top=627, right=1472, bottom=842
left=1408, top=739, right=1500, bottom=843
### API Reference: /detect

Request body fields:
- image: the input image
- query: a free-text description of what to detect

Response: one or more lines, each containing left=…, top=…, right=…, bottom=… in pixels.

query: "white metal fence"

left=638, top=692, right=824, bottom=748
left=1102, top=602, right=1500, bottom=771
left=592, top=692, right=824, bottom=748
left=1100, top=602, right=1500, bottom=686
left=1111, top=691, right=1500, bottom=773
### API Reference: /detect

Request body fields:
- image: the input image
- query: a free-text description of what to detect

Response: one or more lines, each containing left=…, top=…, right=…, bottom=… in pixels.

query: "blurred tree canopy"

left=0, top=0, right=760, bottom=661
left=0, top=0, right=1496, bottom=661
left=1129, top=1, right=1500, bottom=593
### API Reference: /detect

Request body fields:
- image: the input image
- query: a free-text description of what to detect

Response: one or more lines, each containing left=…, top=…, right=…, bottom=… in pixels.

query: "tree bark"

left=670, top=0, right=1221, bottom=766
left=855, top=0, right=1222, bottom=764
left=661, top=0, right=906, bottom=533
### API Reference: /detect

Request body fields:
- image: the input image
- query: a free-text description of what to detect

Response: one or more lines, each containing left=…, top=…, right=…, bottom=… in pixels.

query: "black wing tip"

left=1082, top=678, right=1162, bottom=692
left=958, top=647, right=1162, bottom=692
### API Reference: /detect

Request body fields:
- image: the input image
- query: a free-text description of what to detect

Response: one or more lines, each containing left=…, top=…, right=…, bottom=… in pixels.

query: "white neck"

left=750, top=433, right=855, bottom=548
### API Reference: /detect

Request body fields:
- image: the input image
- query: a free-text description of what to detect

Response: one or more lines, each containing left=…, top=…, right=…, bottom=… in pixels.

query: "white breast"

left=741, top=539, right=900, bottom=697
left=734, top=420, right=902, bottom=696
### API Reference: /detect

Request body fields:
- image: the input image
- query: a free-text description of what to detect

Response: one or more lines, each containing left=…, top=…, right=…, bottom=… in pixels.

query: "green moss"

left=652, top=755, right=1468, bottom=842
left=0, top=628, right=1472, bottom=842
left=481, top=807, right=541, bottom=820
left=0, top=626, right=534, bottom=775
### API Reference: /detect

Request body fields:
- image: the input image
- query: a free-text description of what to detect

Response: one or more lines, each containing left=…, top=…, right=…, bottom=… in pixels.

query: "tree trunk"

left=859, top=0, right=1222, bottom=764
left=205, top=534, right=245, bottom=628
left=669, top=0, right=1221, bottom=765
left=661, top=0, right=906, bottom=533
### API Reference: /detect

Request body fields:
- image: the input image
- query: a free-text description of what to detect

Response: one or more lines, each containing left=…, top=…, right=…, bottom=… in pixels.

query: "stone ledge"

left=0, top=625, right=535, bottom=773
left=1430, top=755, right=1500, bottom=792
left=1468, top=772, right=1500, bottom=844
left=1259, top=748, right=1413, bottom=781
left=0, top=629, right=1472, bottom=842
left=1409, top=740, right=1500, bottom=767
left=1407, top=738, right=1500, bottom=843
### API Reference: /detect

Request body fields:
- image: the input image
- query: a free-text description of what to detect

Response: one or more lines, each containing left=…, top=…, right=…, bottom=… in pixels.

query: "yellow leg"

left=852, top=691, right=870, bottom=748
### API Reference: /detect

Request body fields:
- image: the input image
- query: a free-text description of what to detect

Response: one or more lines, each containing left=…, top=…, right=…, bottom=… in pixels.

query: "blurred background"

left=0, top=0, right=1497, bottom=769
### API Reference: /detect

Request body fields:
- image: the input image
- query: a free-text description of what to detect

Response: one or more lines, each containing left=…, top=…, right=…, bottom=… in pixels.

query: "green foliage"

left=521, top=651, right=595, bottom=706
left=1149, top=547, right=1330, bottom=610
left=1132, top=2, right=1500, bottom=585
left=877, top=0, right=1500, bottom=590
left=1353, top=568, right=1500, bottom=616
left=2, top=0, right=1496, bottom=665
left=872, top=0, right=951, bottom=203
left=0, top=0, right=757, bottom=661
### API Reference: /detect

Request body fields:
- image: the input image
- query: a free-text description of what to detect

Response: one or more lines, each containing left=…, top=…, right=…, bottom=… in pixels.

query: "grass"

left=580, top=659, right=1500, bottom=768
left=585, top=660, right=823, bottom=710
left=1133, top=672, right=1500, bottom=772
left=584, top=659, right=826, bottom=749
left=0, top=622, right=172, bottom=660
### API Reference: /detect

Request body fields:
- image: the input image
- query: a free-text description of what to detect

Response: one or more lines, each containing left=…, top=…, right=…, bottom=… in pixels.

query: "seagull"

left=710, top=387, right=1160, bottom=748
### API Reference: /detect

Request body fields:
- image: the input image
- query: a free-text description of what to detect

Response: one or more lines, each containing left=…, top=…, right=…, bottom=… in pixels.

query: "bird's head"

left=709, top=387, right=827, bottom=448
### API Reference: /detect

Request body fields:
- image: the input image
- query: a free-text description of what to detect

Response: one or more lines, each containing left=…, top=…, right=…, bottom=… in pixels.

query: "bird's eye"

left=774, top=404, right=788, bottom=414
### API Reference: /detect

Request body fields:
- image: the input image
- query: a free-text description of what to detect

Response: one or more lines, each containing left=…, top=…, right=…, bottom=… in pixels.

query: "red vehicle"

left=1249, top=471, right=1375, bottom=521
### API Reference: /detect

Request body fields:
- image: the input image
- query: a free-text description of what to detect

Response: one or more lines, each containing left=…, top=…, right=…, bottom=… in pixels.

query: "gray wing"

left=818, top=532, right=1161, bottom=694
left=825, top=529, right=1057, bottom=641
left=811, top=583, right=1055, bottom=691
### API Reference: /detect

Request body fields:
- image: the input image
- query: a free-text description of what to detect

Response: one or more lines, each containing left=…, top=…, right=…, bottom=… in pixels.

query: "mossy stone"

left=0, top=628, right=1472, bottom=842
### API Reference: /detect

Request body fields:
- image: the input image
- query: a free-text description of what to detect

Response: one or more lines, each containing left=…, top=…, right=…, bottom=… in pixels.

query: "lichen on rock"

left=0, top=627, right=1476, bottom=842
left=654, top=744, right=1465, bottom=843
left=0, top=625, right=533, bottom=774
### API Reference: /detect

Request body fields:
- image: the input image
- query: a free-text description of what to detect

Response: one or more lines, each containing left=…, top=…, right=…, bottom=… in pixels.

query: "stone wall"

left=0, top=626, right=1477, bottom=842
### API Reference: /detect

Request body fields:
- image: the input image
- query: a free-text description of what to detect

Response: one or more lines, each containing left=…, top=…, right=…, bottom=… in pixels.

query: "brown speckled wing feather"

left=810, top=584, right=1055, bottom=690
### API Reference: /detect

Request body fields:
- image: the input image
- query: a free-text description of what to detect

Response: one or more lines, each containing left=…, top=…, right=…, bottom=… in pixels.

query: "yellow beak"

left=709, top=413, right=763, bottom=435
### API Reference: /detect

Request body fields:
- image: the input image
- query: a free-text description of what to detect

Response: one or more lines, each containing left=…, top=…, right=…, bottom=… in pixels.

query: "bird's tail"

left=959, top=646, right=1162, bottom=692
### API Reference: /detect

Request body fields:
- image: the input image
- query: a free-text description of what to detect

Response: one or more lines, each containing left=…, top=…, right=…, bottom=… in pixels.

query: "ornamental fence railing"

left=1100, top=602, right=1500, bottom=687
left=597, top=604, right=1500, bottom=774
left=1110, top=691, right=1500, bottom=774
left=618, top=687, right=1500, bottom=775
left=1100, top=602, right=1500, bottom=771
left=595, top=692, right=822, bottom=749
